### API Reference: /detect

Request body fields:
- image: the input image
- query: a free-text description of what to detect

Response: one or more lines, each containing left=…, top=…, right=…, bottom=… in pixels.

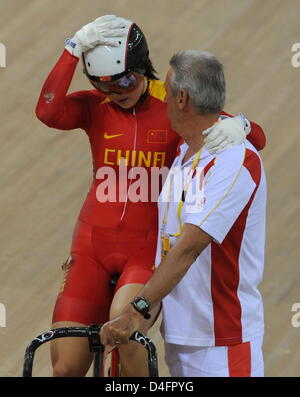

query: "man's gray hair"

left=169, top=50, right=226, bottom=114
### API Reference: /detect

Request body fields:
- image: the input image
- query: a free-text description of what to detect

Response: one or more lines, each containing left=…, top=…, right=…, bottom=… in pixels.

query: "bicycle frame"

left=23, top=324, right=158, bottom=377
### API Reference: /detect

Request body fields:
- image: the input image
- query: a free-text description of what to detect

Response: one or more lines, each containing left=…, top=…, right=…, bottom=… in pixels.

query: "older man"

left=100, top=50, right=267, bottom=377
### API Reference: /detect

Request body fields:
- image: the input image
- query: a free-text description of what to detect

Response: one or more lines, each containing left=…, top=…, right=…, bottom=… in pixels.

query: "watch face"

left=131, top=297, right=151, bottom=319
left=135, top=297, right=149, bottom=312
left=136, top=299, right=148, bottom=311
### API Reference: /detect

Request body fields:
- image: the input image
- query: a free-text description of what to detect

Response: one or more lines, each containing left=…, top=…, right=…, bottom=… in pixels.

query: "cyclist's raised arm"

left=36, top=15, right=127, bottom=131
left=35, top=50, right=89, bottom=130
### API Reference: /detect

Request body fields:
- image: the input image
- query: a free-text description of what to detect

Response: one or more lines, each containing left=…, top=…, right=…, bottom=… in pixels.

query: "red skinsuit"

left=36, top=50, right=266, bottom=324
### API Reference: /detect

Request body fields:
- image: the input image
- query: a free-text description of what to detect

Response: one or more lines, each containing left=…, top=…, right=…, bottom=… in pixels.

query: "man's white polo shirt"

left=155, top=140, right=267, bottom=347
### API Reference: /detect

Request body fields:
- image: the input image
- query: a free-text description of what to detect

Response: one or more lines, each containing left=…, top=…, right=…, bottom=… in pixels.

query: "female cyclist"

left=36, top=15, right=266, bottom=377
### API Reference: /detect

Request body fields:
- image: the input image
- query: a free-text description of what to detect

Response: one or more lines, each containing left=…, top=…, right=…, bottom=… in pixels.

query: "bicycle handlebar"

left=23, top=325, right=158, bottom=377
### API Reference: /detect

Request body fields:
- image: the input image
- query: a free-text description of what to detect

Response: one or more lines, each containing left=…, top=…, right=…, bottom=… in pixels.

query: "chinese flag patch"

left=147, top=130, right=168, bottom=144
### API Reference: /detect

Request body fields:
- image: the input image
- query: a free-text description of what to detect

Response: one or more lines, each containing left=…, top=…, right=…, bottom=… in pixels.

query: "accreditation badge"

left=161, top=234, right=170, bottom=259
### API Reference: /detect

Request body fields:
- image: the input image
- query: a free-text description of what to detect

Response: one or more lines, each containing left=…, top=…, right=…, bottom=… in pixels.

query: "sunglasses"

left=94, top=72, right=144, bottom=94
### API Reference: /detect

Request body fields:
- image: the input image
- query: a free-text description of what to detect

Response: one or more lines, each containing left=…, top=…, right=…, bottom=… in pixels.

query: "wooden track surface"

left=0, top=0, right=299, bottom=377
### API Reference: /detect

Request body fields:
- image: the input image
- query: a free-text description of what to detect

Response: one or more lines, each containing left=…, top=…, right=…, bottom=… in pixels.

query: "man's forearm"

left=137, top=224, right=212, bottom=307
left=138, top=243, right=196, bottom=306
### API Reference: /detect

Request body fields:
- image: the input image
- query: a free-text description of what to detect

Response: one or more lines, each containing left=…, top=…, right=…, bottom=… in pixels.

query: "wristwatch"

left=130, top=296, right=151, bottom=319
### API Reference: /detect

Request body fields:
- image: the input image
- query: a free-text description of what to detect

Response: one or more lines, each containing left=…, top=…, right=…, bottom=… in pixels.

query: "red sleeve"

left=221, top=111, right=266, bottom=151
left=36, top=50, right=90, bottom=131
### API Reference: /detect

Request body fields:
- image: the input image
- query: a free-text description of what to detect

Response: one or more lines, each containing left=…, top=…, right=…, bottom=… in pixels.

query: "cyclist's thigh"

left=53, top=218, right=117, bottom=325
left=110, top=242, right=155, bottom=308
left=110, top=243, right=161, bottom=333
left=50, top=238, right=114, bottom=375
left=52, top=252, right=114, bottom=325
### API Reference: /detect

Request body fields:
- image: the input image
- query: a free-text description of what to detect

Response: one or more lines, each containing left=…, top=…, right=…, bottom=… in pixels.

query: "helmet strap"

left=137, top=78, right=150, bottom=105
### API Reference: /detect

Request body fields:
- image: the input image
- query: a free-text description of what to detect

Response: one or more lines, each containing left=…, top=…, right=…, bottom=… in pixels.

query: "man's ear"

left=177, top=89, right=188, bottom=109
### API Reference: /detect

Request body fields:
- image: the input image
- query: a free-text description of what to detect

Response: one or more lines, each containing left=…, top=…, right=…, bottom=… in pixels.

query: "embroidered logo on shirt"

left=44, top=93, right=54, bottom=104
left=104, top=132, right=125, bottom=139
left=147, top=130, right=168, bottom=144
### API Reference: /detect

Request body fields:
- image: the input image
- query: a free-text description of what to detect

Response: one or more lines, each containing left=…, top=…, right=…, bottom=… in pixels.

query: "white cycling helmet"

left=83, top=17, right=150, bottom=82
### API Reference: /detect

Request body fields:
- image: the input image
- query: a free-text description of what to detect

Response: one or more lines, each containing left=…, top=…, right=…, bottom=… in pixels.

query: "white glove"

left=203, top=113, right=251, bottom=154
left=65, top=15, right=127, bottom=58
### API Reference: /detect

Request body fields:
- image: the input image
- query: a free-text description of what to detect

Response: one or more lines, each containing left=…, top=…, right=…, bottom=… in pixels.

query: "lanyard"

left=161, top=146, right=203, bottom=238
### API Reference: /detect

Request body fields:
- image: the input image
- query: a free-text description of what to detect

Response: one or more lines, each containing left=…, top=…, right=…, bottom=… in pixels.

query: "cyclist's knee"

left=118, top=342, right=147, bottom=364
left=53, top=361, right=85, bottom=377
left=117, top=343, right=148, bottom=376
left=53, top=363, right=69, bottom=377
